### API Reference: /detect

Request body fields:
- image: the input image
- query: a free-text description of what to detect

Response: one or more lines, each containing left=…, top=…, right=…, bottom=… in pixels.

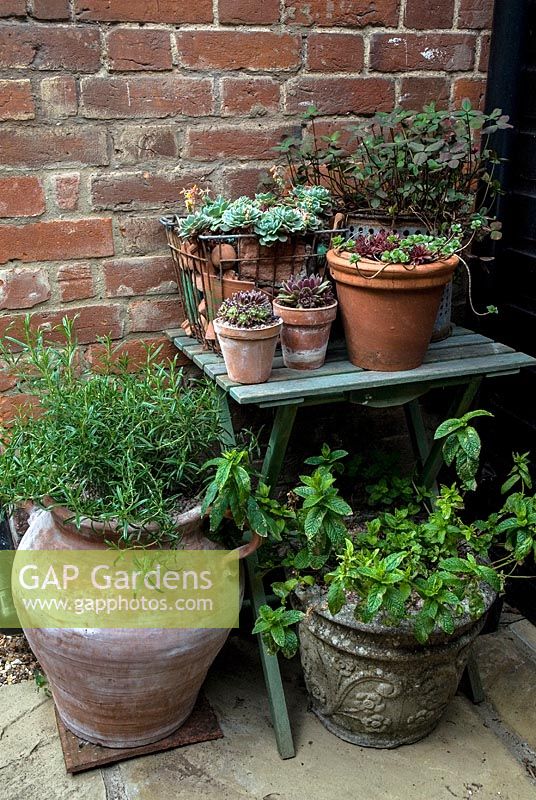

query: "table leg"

left=261, top=405, right=299, bottom=490
left=218, top=392, right=297, bottom=758
left=403, top=381, right=486, bottom=704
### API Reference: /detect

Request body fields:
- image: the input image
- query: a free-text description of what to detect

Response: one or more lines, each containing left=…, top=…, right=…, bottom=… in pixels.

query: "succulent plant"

left=335, top=228, right=464, bottom=267
left=177, top=185, right=333, bottom=245
left=254, top=207, right=306, bottom=246
left=220, top=197, right=263, bottom=232
left=217, top=290, right=278, bottom=329
left=276, top=272, right=335, bottom=309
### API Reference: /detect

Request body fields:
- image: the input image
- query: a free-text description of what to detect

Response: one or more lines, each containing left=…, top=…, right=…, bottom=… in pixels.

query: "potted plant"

left=277, top=102, right=511, bottom=339
left=0, top=318, right=262, bottom=749
left=273, top=273, right=337, bottom=370
left=327, top=226, right=482, bottom=371
left=162, top=182, right=336, bottom=350
left=214, top=290, right=282, bottom=384
left=248, top=415, right=536, bottom=748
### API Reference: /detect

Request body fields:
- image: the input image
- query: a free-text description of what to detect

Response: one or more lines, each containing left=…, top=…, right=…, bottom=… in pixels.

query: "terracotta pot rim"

left=273, top=300, right=338, bottom=314
left=47, top=501, right=203, bottom=541
left=214, top=318, right=282, bottom=340
left=327, top=250, right=459, bottom=279
left=46, top=501, right=262, bottom=559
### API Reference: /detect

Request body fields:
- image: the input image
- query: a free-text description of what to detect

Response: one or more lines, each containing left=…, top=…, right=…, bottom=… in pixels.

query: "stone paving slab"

left=475, top=627, right=536, bottom=753
left=0, top=630, right=535, bottom=800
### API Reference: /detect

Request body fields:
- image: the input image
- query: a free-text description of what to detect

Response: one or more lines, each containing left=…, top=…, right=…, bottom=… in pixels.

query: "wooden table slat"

left=228, top=352, right=535, bottom=404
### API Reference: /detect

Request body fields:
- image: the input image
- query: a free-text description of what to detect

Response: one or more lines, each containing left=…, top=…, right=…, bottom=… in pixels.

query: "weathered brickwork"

left=0, top=0, right=493, bottom=398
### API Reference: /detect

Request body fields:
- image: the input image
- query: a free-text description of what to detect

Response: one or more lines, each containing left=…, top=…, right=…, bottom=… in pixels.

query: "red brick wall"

left=0, top=1, right=494, bottom=378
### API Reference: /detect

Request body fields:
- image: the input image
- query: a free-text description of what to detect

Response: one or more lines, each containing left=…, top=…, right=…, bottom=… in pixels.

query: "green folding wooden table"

left=166, top=325, right=535, bottom=759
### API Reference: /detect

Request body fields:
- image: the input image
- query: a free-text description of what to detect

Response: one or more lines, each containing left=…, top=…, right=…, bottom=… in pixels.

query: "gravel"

left=0, top=633, right=39, bottom=686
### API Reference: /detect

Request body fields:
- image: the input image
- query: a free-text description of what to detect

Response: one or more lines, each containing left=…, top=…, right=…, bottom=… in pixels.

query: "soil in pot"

left=327, top=251, right=458, bottom=371
left=214, top=318, right=282, bottom=384
left=273, top=300, right=337, bottom=370
left=295, top=584, right=494, bottom=748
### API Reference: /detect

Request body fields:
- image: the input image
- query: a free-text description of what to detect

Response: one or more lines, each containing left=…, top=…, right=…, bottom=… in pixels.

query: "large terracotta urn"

left=17, top=505, right=258, bottom=748
left=327, top=250, right=458, bottom=371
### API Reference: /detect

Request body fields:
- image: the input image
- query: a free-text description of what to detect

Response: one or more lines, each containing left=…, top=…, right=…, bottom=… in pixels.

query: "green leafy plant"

left=252, top=604, right=304, bottom=657
left=248, top=415, right=536, bottom=650
left=202, top=448, right=294, bottom=540
left=278, top=101, right=510, bottom=236
left=0, top=317, right=221, bottom=544
left=434, top=409, right=493, bottom=491
left=216, top=290, right=278, bottom=329
left=276, top=272, right=335, bottom=309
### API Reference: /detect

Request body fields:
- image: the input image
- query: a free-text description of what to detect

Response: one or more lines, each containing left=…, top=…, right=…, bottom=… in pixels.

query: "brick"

left=0, top=268, right=51, bottom=310
left=286, top=77, right=394, bottom=115
left=222, top=167, right=272, bottom=198
left=75, top=0, right=213, bottom=23
left=218, top=0, right=279, bottom=24
left=221, top=77, right=280, bottom=116
left=0, top=219, right=114, bottom=265
left=176, top=31, right=301, bottom=71
left=112, top=125, right=179, bottom=165
left=186, top=125, right=292, bottom=161
left=40, top=76, right=78, bottom=118
left=103, top=256, right=177, bottom=297
left=0, top=79, right=34, bottom=120
left=399, top=77, right=450, bottom=110
left=370, top=33, right=476, bottom=72
left=91, top=171, right=210, bottom=212
left=57, top=263, right=95, bottom=302
left=30, top=0, right=70, bottom=19
left=0, top=1, right=26, bottom=16
left=54, top=174, right=81, bottom=211
left=116, top=215, right=168, bottom=256
left=0, top=306, right=123, bottom=345
left=0, top=127, right=108, bottom=167
left=306, top=33, right=364, bottom=71
left=0, top=177, right=45, bottom=218
left=86, top=336, right=185, bottom=372
left=0, top=363, right=16, bottom=393
left=0, top=24, right=101, bottom=72
left=458, top=0, right=494, bottom=29
left=453, top=77, right=487, bottom=110
left=479, top=33, right=491, bottom=71
left=80, top=76, right=213, bottom=119
left=283, top=0, right=399, bottom=26
left=107, top=29, right=172, bottom=72
left=0, top=395, right=41, bottom=426
left=405, top=0, right=455, bottom=29
left=128, top=299, right=182, bottom=333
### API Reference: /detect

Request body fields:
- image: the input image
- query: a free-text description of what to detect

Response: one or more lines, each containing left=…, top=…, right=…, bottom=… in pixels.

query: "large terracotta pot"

left=295, top=584, right=494, bottom=748
left=327, top=250, right=458, bottom=371
left=273, top=300, right=337, bottom=370
left=18, top=504, right=259, bottom=748
left=214, top=318, right=282, bottom=384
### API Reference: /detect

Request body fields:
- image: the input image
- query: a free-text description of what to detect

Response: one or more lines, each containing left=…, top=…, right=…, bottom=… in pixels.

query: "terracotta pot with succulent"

left=278, top=101, right=511, bottom=339
left=214, top=290, right=282, bottom=384
left=273, top=273, right=337, bottom=370
left=327, top=228, right=470, bottom=370
left=246, top=414, right=536, bottom=748
left=0, top=318, right=263, bottom=749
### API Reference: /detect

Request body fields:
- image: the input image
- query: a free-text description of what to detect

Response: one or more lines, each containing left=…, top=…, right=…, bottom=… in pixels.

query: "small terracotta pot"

left=214, top=318, right=282, bottom=384
left=273, top=300, right=337, bottom=370
left=327, top=250, right=458, bottom=371
left=17, top=504, right=261, bottom=749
